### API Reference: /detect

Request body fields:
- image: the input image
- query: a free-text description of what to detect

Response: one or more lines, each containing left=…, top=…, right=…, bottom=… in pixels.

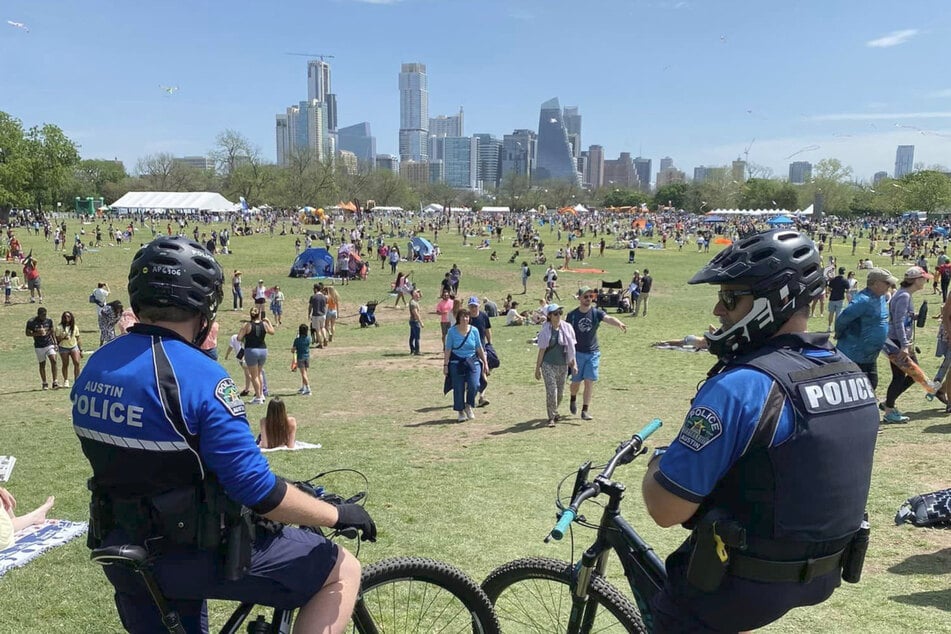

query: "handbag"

left=484, top=343, right=500, bottom=369
left=236, top=348, right=245, bottom=360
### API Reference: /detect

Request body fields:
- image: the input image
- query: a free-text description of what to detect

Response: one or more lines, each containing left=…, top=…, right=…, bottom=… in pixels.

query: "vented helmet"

left=689, top=229, right=823, bottom=359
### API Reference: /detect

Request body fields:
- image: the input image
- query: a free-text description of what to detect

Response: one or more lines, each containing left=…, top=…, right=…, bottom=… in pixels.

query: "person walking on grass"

left=408, top=289, right=423, bottom=355
left=534, top=303, right=578, bottom=427
left=26, top=306, right=59, bottom=390
left=443, top=309, right=489, bottom=422
left=468, top=297, right=494, bottom=407
left=436, top=289, right=455, bottom=347
left=882, top=266, right=932, bottom=423
left=566, top=285, right=627, bottom=420
left=308, top=284, right=329, bottom=348
left=292, top=324, right=313, bottom=396
left=55, top=311, right=83, bottom=388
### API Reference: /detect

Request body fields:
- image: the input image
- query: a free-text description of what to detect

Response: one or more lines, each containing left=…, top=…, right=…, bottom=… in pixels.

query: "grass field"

left=0, top=219, right=948, bottom=633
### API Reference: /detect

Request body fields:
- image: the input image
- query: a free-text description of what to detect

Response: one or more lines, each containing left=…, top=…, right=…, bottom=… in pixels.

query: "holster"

left=686, top=510, right=747, bottom=593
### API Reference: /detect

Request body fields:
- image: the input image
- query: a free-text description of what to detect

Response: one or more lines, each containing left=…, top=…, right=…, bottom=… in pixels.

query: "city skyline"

left=2, top=0, right=950, bottom=183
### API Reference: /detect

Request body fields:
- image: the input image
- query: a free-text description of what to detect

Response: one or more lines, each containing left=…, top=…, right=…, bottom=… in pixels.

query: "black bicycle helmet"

left=128, top=236, right=223, bottom=343
left=689, top=229, right=823, bottom=359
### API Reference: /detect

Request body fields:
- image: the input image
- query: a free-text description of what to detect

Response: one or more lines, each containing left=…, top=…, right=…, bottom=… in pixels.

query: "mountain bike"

left=482, top=419, right=666, bottom=633
left=91, top=470, right=500, bottom=634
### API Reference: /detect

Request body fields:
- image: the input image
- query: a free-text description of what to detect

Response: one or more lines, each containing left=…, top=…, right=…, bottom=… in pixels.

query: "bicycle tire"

left=482, top=557, right=647, bottom=634
left=350, top=556, right=500, bottom=634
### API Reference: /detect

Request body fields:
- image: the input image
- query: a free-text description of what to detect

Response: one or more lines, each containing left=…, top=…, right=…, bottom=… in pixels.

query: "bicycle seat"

left=91, top=545, right=149, bottom=569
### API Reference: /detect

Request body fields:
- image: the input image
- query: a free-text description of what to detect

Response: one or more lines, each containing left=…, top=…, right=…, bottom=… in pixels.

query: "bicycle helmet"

left=689, top=229, right=822, bottom=359
left=128, top=236, right=223, bottom=344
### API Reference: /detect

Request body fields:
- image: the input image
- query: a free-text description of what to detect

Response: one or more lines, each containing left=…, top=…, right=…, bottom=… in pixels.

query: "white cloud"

left=866, top=29, right=919, bottom=48
left=806, top=111, right=951, bottom=122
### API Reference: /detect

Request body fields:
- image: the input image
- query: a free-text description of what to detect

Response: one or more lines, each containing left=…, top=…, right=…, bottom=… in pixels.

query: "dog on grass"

left=63, top=253, right=80, bottom=265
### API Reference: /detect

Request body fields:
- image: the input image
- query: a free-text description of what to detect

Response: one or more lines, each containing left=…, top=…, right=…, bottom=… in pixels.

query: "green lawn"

left=0, top=220, right=948, bottom=632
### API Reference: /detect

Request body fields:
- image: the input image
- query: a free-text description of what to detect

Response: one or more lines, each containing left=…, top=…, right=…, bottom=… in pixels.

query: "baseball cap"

left=578, top=286, right=593, bottom=297
left=867, top=268, right=898, bottom=286
left=904, top=266, right=932, bottom=281
left=545, top=303, right=563, bottom=315
left=467, top=296, right=480, bottom=306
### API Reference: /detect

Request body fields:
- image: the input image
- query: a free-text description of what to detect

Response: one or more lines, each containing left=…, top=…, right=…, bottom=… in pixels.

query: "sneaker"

left=302, top=388, right=312, bottom=396
left=883, top=410, right=910, bottom=424
left=52, top=381, right=60, bottom=390
left=42, top=383, right=49, bottom=390
left=297, top=387, right=306, bottom=394
left=63, top=380, right=70, bottom=388
left=569, top=400, right=578, bottom=415
left=465, top=406, right=475, bottom=420
left=457, top=411, right=468, bottom=422
left=239, top=390, right=250, bottom=397
left=581, top=410, right=593, bottom=421
left=250, top=397, right=266, bottom=405
left=477, top=397, right=490, bottom=407
left=547, top=418, right=557, bottom=427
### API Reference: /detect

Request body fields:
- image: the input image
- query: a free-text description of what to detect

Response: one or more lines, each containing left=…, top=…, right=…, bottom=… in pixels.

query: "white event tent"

left=706, top=204, right=814, bottom=217
left=110, top=192, right=237, bottom=214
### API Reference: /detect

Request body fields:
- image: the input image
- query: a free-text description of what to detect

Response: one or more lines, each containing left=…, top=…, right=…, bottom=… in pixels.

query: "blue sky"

left=2, top=0, right=950, bottom=182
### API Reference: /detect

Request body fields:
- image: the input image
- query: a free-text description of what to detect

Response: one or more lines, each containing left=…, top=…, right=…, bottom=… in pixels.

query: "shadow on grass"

left=0, top=388, right=59, bottom=396
left=490, top=418, right=575, bottom=435
left=415, top=405, right=452, bottom=413
left=890, top=589, right=951, bottom=612
left=923, top=422, right=951, bottom=433
left=888, top=548, right=951, bottom=575
left=903, top=409, right=945, bottom=423
left=405, top=417, right=467, bottom=427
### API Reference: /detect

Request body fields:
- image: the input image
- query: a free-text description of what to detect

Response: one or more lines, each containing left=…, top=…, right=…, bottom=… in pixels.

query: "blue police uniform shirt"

left=655, top=360, right=809, bottom=503
left=72, top=324, right=280, bottom=510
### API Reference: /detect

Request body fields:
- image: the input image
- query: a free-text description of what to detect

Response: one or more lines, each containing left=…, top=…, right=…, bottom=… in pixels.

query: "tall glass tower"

left=895, top=145, right=914, bottom=178
left=535, top=98, right=580, bottom=184
left=399, top=63, right=429, bottom=162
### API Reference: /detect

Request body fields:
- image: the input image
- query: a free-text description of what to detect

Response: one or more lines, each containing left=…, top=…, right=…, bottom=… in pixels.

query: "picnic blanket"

left=0, top=456, right=14, bottom=482
left=651, top=343, right=705, bottom=353
left=260, top=441, right=322, bottom=453
left=0, top=520, right=88, bottom=577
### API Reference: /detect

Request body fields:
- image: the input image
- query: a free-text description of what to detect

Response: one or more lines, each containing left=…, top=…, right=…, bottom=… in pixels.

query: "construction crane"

left=285, top=53, right=335, bottom=61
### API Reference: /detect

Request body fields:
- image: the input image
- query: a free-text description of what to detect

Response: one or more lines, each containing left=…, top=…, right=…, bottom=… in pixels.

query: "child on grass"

left=292, top=324, right=312, bottom=396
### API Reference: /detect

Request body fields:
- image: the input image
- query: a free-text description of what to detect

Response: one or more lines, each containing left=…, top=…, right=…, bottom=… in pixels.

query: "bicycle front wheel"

left=482, top=557, right=646, bottom=633
left=351, top=556, right=500, bottom=634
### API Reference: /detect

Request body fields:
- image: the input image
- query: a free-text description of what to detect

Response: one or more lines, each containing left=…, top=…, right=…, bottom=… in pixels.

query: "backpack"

left=895, top=488, right=951, bottom=528
left=525, top=267, right=531, bottom=277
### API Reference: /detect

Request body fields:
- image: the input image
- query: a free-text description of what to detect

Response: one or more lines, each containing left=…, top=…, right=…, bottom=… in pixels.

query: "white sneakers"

left=465, top=406, right=475, bottom=420
left=457, top=411, right=468, bottom=422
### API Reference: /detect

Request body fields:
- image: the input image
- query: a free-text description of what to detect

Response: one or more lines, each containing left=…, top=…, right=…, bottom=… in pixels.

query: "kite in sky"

left=159, top=85, right=179, bottom=95
left=784, top=145, right=820, bottom=160
left=7, top=20, right=29, bottom=32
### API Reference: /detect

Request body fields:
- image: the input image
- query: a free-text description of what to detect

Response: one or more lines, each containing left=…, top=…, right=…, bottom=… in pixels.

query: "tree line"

left=2, top=110, right=949, bottom=216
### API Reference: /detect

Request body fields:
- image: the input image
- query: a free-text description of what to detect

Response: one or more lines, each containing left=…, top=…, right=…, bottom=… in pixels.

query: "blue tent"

left=289, top=248, right=334, bottom=277
left=767, top=215, right=794, bottom=225
left=409, top=236, right=435, bottom=260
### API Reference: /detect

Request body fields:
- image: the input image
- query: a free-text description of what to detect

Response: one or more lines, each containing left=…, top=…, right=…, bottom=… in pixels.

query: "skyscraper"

left=873, top=171, right=888, bottom=185
left=375, top=154, right=399, bottom=173
left=500, top=129, right=536, bottom=183
left=307, top=60, right=331, bottom=102
left=659, top=156, right=673, bottom=172
left=789, top=161, right=812, bottom=184
left=443, top=137, right=478, bottom=189
left=563, top=106, right=581, bottom=158
left=604, top=153, right=637, bottom=188
left=535, top=98, right=580, bottom=184
left=633, top=157, right=652, bottom=192
left=275, top=114, right=290, bottom=166
left=337, top=122, right=377, bottom=171
left=429, top=108, right=464, bottom=138
left=276, top=60, right=336, bottom=164
left=399, top=63, right=429, bottom=162
left=473, top=133, right=501, bottom=190
left=586, top=145, right=605, bottom=189
left=895, top=145, right=914, bottom=178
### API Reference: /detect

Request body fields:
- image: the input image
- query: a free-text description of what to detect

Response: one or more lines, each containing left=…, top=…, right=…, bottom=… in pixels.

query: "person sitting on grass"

left=0, top=487, right=55, bottom=550
left=258, top=397, right=298, bottom=450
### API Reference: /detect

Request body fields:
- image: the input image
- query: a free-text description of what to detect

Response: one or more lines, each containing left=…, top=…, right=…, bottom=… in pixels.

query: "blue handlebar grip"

left=636, top=418, right=663, bottom=441
left=550, top=509, right=576, bottom=540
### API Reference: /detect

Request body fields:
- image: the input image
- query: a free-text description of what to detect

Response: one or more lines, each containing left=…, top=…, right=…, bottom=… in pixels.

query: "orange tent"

left=337, top=201, right=358, bottom=212
left=558, top=206, right=577, bottom=215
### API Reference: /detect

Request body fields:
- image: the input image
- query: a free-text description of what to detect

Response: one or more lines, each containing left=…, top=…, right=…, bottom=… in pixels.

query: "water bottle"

left=246, top=615, right=270, bottom=633
left=841, top=513, right=870, bottom=583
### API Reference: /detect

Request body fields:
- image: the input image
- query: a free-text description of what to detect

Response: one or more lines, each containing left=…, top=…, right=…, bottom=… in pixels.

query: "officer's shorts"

left=102, top=526, right=339, bottom=633
left=571, top=351, right=600, bottom=382
left=650, top=540, right=840, bottom=633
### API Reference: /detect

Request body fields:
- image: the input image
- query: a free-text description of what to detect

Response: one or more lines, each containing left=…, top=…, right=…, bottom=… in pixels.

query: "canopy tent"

left=574, top=203, right=588, bottom=213
left=408, top=236, right=435, bottom=261
left=110, top=191, right=236, bottom=213
left=703, top=215, right=726, bottom=222
left=336, top=244, right=365, bottom=279
left=766, top=215, right=794, bottom=225
left=707, top=204, right=814, bottom=217
left=289, top=248, right=334, bottom=278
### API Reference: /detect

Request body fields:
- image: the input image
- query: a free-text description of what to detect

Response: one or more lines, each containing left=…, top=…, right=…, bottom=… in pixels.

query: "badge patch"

left=215, top=378, right=246, bottom=417
left=678, top=406, right=722, bottom=451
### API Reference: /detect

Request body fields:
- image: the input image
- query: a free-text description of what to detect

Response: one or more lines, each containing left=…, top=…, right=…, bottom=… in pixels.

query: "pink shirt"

left=436, top=298, right=455, bottom=323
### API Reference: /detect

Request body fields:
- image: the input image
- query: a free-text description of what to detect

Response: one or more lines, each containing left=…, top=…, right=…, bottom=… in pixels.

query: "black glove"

left=334, top=504, right=377, bottom=542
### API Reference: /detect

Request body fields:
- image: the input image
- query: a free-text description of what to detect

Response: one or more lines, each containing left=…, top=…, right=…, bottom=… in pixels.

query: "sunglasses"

left=582, top=294, right=597, bottom=300
left=717, top=289, right=755, bottom=310
left=549, top=311, right=563, bottom=316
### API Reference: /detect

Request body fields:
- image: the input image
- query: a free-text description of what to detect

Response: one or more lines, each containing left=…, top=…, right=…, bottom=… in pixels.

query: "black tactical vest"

left=700, top=333, right=879, bottom=552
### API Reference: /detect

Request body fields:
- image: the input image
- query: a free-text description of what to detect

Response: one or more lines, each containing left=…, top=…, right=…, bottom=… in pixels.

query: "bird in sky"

left=7, top=20, right=29, bottom=32
left=159, top=85, right=179, bottom=95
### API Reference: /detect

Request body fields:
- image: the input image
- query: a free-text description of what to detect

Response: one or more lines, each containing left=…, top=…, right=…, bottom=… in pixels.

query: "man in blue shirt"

left=565, top=285, right=627, bottom=420
left=834, top=267, right=896, bottom=390
left=73, top=236, right=374, bottom=633
left=642, top=230, right=879, bottom=633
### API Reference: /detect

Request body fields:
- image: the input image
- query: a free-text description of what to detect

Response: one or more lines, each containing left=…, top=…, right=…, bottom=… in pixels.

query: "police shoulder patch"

left=215, top=378, right=246, bottom=417
left=678, top=406, right=723, bottom=451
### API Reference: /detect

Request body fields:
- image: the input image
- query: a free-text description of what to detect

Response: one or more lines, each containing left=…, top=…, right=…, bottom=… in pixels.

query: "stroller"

left=359, top=301, right=379, bottom=327
left=597, top=280, right=624, bottom=312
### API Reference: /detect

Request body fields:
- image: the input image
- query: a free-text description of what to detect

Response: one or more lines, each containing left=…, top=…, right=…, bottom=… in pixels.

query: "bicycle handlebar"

left=548, top=419, right=663, bottom=541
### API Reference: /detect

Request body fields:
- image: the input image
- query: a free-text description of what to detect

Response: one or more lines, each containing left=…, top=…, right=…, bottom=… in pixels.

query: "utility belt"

left=87, top=478, right=253, bottom=581
left=686, top=510, right=870, bottom=592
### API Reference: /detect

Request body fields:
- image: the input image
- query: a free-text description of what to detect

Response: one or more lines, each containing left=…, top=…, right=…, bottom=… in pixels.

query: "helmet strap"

left=193, top=316, right=210, bottom=347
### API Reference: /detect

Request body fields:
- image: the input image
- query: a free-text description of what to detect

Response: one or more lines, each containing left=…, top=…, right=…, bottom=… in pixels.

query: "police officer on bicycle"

left=641, top=229, right=879, bottom=633
left=73, top=236, right=375, bottom=633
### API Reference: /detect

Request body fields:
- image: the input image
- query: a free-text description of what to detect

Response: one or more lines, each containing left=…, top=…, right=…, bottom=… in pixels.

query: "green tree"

left=900, top=171, right=951, bottom=212
left=23, top=123, right=80, bottom=210
left=498, top=172, right=532, bottom=211
left=797, top=158, right=855, bottom=214
left=0, top=112, right=30, bottom=208
left=71, top=159, right=127, bottom=202
left=598, top=187, right=650, bottom=208
left=653, top=182, right=688, bottom=209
